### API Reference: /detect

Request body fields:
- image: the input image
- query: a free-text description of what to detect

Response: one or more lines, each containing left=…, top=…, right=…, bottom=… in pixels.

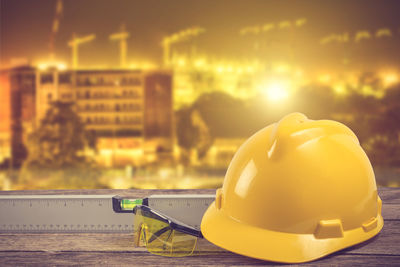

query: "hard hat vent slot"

left=314, top=219, right=344, bottom=239
left=362, top=217, right=378, bottom=232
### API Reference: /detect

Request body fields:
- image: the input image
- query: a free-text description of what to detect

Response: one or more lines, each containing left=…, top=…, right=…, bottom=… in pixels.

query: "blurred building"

left=0, top=71, right=11, bottom=166
left=1, top=66, right=173, bottom=168
left=204, top=138, right=246, bottom=168
left=0, top=66, right=36, bottom=167
left=171, top=56, right=261, bottom=108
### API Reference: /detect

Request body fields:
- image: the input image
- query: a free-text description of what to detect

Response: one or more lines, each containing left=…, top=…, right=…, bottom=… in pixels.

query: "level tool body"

left=0, top=194, right=215, bottom=233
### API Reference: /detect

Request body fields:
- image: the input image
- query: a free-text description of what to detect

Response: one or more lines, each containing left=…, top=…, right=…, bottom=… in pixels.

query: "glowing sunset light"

left=263, top=80, right=290, bottom=101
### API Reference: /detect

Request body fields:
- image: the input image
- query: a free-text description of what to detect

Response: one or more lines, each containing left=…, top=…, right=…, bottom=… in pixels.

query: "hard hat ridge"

left=267, top=113, right=359, bottom=160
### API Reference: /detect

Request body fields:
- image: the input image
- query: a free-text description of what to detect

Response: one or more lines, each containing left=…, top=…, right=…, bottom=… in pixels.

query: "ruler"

left=147, top=195, right=214, bottom=229
left=0, top=194, right=215, bottom=233
left=0, top=195, right=131, bottom=233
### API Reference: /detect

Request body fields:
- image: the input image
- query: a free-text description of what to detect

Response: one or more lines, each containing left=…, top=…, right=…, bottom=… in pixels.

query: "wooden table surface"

left=0, top=187, right=399, bottom=266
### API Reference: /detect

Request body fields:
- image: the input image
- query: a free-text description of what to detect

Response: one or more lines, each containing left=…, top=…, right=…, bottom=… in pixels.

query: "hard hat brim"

left=201, top=201, right=384, bottom=263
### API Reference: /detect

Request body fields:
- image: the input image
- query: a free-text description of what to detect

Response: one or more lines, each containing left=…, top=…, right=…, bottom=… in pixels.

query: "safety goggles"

left=133, top=205, right=203, bottom=257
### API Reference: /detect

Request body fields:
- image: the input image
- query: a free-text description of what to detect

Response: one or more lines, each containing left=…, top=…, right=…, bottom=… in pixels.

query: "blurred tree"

left=363, top=132, right=400, bottom=167
left=176, top=86, right=400, bottom=170
left=175, top=105, right=213, bottom=164
left=191, top=110, right=213, bottom=159
left=291, top=85, right=336, bottom=119
left=339, top=92, right=380, bottom=143
left=364, top=86, right=400, bottom=167
left=20, top=101, right=102, bottom=189
left=86, top=129, right=98, bottom=152
left=193, top=92, right=253, bottom=137
left=176, top=106, right=200, bottom=165
left=26, top=102, right=86, bottom=167
left=383, top=85, right=400, bottom=107
left=176, top=107, right=198, bottom=146
left=345, top=93, right=380, bottom=116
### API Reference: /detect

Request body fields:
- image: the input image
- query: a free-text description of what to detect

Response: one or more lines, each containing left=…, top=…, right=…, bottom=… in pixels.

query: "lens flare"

left=381, top=72, right=399, bottom=87
left=263, top=81, right=290, bottom=101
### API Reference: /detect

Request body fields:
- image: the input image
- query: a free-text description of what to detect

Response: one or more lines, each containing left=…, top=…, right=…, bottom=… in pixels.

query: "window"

left=89, top=77, right=97, bottom=85
left=59, top=73, right=71, bottom=84
left=41, top=74, right=53, bottom=84
left=128, top=77, right=141, bottom=86
left=61, top=93, right=72, bottom=99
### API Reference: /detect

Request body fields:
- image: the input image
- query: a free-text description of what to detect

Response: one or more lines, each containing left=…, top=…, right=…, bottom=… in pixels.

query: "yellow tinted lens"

left=143, top=216, right=173, bottom=256
left=142, top=213, right=197, bottom=257
left=169, top=230, right=198, bottom=257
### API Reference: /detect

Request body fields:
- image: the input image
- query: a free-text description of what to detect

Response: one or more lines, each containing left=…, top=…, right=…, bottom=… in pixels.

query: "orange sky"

left=1, top=0, right=400, bottom=70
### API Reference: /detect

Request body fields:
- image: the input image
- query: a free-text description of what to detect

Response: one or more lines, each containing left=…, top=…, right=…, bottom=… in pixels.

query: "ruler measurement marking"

left=0, top=195, right=133, bottom=233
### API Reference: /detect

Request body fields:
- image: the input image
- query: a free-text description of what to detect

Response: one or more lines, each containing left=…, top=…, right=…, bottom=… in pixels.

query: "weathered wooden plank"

left=384, top=203, right=400, bottom=220
left=378, top=188, right=400, bottom=204
left=348, top=221, right=400, bottom=255
left=0, top=251, right=399, bottom=266
left=0, top=221, right=398, bottom=255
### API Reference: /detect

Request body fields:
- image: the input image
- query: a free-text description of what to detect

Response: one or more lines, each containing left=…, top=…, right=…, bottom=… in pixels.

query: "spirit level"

left=0, top=194, right=215, bottom=233
left=114, top=194, right=215, bottom=229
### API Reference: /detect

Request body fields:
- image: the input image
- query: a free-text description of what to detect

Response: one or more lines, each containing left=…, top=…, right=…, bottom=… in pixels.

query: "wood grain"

left=0, top=252, right=399, bottom=266
left=0, top=187, right=399, bottom=266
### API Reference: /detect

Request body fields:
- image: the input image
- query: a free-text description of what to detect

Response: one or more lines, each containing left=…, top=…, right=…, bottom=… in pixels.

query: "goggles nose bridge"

left=141, top=224, right=151, bottom=247
left=134, top=222, right=147, bottom=247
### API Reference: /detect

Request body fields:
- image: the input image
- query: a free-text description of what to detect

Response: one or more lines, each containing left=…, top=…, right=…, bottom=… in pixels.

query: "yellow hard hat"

left=201, top=112, right=383, bottom=263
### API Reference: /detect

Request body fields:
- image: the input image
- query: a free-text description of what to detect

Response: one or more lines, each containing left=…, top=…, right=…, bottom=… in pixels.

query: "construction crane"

left=49, top=0, right=63, bottom=61
left=110, top=24, right=130, bottom=69
left=162, top=26, right=205, bottom=67
left=68, top=33, right=96, bottom=69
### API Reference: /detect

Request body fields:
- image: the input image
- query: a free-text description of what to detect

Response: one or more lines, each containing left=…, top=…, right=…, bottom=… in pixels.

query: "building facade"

left=2, top=66, right=173, bottom=168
